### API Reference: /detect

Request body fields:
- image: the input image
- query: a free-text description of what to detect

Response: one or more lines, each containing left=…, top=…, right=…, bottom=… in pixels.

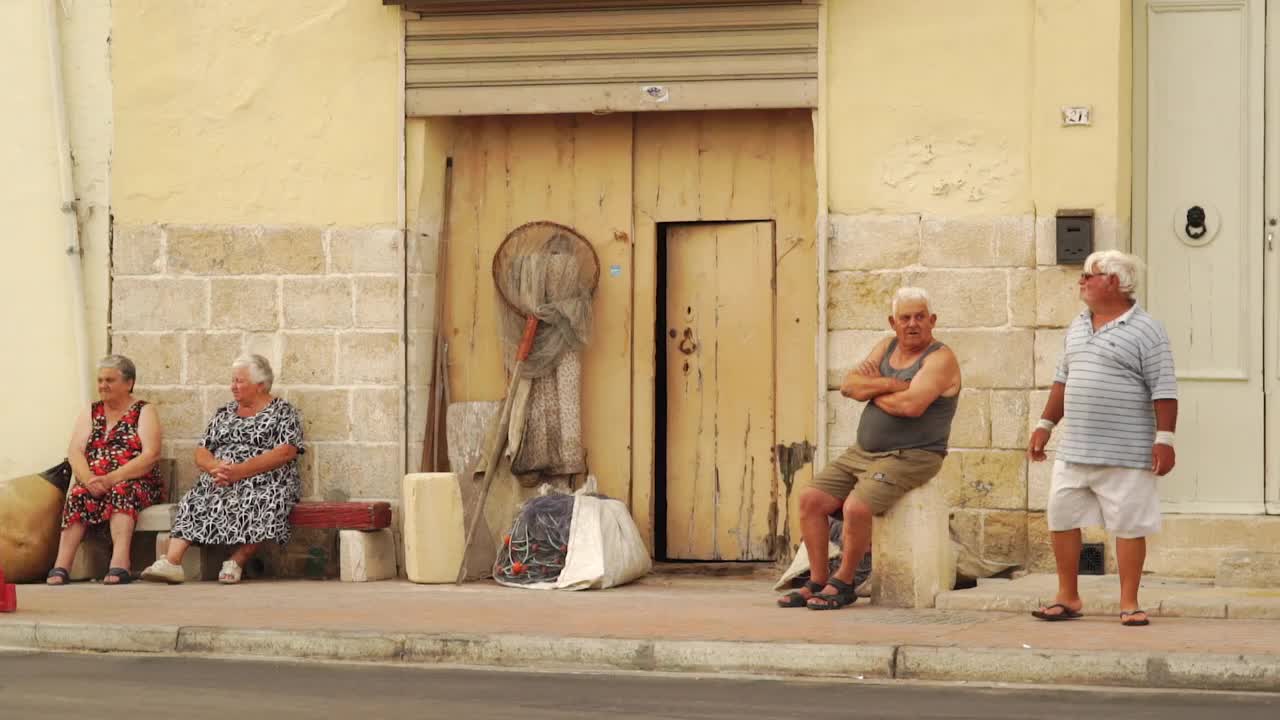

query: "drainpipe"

left=45, top=0, right=92, bottom=405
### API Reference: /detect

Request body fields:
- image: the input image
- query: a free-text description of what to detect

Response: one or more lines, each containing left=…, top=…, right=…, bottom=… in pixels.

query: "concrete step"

left=1217, top=552, right=1280, bottom=589
left=936, top=572, right=1280, bottom=619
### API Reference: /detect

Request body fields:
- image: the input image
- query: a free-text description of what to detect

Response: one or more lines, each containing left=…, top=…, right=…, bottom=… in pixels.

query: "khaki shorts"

left=1047, top=460, right=1162, bottom=539
left=810, top=445, right=945, bottom=515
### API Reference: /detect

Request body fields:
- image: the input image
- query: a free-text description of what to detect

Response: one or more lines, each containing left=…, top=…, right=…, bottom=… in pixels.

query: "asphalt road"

left=3, top=650, right=1277, bottom=720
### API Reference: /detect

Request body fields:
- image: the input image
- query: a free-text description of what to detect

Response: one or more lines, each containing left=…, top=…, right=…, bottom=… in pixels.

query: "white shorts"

left=1046, top=460, right=1162, bottom=539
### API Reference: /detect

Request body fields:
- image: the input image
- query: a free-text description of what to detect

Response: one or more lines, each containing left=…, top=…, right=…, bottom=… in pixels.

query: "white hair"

left=232, top=354, right=274, bottom=391
left=1084, top=250, right=1142, bottom=299
left=891, top=287, right=932, bottom=315
left=97, top=354, right=137, bottom=386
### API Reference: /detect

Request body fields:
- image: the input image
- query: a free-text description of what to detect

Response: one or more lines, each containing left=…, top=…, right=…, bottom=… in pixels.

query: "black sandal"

left=1032, top=603, right=1083, bottom=621
left=806, top=577, right=858, bottom=610
left=777, top=580, right=824, bottom=608
left=46, top=567, right=70, bottom=586
left=1120, top=609, right=1150, bottom=627
left=103, top=567, right=133, bottom=585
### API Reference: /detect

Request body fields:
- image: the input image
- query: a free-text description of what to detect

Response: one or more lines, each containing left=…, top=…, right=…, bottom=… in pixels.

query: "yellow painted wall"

left=1031, top=0, right=1131, bottom=218
left=0, top=1, right=91, bottom=477
left=826, top=0, right=1130, bottom=220
left=827, top=0, right=1034, bottom=216
left=111, top=0, right=403, bottom=225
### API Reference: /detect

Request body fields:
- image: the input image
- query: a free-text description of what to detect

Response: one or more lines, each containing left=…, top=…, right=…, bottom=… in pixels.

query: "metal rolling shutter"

left=398, top=1, right=818, bottom=116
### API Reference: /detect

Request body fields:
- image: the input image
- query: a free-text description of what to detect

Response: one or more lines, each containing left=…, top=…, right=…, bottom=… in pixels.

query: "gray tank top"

left=855, top=339, right=959, bottom=454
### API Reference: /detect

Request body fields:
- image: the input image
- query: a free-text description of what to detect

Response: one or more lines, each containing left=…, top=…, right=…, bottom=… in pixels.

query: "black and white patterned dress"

left=171, top=398, right=305, bottom=546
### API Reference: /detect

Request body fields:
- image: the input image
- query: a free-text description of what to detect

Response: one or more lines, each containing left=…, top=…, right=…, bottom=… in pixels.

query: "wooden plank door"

left=632, top=110, right=818, bottom=557
left=664, top=222, right=775, bottom=559
left=443, top=114, right=634, bottom=502
left=1138, top=0, right=1265, bottom=513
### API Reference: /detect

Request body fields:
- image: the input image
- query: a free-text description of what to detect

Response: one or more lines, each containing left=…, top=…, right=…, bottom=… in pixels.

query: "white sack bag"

left=555, top=491, right=651, bottom=590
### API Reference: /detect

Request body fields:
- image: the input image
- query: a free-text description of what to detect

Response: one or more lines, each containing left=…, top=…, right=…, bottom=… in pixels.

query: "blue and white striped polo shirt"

left=1054, top=304, right=1178, bottom=469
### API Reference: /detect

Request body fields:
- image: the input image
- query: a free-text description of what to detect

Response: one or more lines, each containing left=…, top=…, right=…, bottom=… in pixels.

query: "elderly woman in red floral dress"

left=46, top=355, right=163, bottom=585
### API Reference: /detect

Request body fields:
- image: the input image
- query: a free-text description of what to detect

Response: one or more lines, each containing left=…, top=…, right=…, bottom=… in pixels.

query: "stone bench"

left=292, top=502, right=397, bottom=583
left=870, top=479, right=955, bottom=608
left=73, top=499, right=396, bottom=583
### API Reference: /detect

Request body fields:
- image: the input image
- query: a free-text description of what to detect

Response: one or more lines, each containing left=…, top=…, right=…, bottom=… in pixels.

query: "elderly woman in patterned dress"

left=47, top=355, right=164, bottom=586
left=140, top=354, right=304, bottom=585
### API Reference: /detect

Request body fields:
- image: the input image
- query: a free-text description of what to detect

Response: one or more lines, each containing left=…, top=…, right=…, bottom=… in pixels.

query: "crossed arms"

left=839, top=337, right=961, bottom=418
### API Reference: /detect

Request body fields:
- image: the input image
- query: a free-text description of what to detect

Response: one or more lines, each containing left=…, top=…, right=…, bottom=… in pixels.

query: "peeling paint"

left=878, top=136, right=1018, bottom=206
left=771, top=441, right=815, bottom=562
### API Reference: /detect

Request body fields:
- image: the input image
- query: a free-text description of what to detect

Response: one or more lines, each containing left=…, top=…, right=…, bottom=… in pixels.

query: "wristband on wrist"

left=1036, top=418, right=1056, bottom=433
left=1154, top=430, right=1175, bottom=447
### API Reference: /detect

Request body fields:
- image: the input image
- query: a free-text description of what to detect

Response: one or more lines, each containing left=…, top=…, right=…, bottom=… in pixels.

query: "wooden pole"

left=421, top=158, right=454, bottom=473
left=456, top=315, right=538, bottom=584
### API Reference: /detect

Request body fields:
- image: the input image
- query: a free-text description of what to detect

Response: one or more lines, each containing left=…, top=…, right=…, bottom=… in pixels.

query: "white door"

left=1137, top=0, right=1267, bottom=513
left=1267, top=0, right=1280, bottom=514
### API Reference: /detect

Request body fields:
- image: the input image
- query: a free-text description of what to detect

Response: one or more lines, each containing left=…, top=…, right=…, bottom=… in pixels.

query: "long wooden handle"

left=516, top=314, right=538, bottom=361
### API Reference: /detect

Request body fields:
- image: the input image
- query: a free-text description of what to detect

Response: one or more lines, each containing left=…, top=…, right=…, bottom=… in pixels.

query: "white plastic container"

left=401, top=472, right=465, bottom=583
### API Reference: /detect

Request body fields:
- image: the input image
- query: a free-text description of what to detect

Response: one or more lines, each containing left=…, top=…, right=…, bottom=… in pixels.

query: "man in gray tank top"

left=777, top=287, right=961, bottom=611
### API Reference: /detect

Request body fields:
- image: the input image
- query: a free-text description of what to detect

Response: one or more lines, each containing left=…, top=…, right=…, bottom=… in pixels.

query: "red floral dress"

left=61, top=400, right=163, bottom=528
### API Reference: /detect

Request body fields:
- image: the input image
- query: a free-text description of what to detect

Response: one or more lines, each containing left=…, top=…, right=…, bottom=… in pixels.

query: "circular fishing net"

left=492, top=221, right=600, bottom=379
left=493, top=493, right=575, bottom=585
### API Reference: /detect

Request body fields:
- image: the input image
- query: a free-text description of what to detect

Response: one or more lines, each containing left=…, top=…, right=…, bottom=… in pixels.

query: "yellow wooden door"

left=665, top=222, right=775, bottom=560
left=443, top=114, right=634, bottom=502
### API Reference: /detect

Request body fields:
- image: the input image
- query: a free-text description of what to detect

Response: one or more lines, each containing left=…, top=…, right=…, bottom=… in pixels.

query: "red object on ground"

left=288, top=501, right=392, bottom=530
left=0, top=567, right=16, bottom=613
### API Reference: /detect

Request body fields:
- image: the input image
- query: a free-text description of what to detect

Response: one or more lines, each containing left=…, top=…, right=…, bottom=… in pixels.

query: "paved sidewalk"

left=1, top=573, right=1278, bottom=692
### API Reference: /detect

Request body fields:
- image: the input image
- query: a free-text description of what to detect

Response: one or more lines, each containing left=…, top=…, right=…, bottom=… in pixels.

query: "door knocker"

left=1186, top=206, right=1207, bottom=240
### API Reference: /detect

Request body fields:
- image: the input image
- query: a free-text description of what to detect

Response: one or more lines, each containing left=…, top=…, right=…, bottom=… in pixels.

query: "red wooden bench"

left=289, top=501, right=392, bottom=531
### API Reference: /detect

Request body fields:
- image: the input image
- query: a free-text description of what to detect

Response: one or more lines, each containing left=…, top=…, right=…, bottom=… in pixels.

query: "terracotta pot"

left=0, top=461, right=70, bottom=583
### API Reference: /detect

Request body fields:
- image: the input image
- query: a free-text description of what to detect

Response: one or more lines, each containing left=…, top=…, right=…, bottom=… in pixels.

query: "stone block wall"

left=825, top=213, right=1124, bottom=575
left=111, top=224, right=407, bottom=510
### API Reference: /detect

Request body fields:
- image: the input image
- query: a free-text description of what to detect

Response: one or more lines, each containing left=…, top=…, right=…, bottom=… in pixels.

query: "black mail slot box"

left=1056, top=209, right=1094, bottom=264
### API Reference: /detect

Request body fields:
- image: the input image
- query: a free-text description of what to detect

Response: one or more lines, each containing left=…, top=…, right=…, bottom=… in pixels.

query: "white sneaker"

left=218, top=560, right=242, bottom=585
left=140, top=558, right=185, bottom=584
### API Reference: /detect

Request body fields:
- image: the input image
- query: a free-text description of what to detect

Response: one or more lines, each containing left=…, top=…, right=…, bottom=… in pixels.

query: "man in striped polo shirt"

left=1028, top=250, right=1177, bottom=627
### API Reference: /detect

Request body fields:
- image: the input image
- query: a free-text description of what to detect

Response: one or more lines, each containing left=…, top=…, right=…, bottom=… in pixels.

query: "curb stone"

left=404, top=634, right=655, bottom=671
left=897, top=646, right=1280, bottom=693
left=0, top=622, right=37, bottom=649
left=1, top=623, right=1277, bottom=693
left=35, top=623, right=178, bottom=654
left=651, top=640, right=896, bottom=679
left=177, top=627, right=407, bottom=662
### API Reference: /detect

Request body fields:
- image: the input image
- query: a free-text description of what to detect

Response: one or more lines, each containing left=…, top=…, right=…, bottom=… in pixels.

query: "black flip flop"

left=777, top=580, right=824, bottom=608
left=806, top=577, right=858, bottom=610
left=46, top=567, right=70, bottom=586
left=1120, top=610, right=1150, bottom=627
left=103, top=567, right=134, bottom=585
left=1031, top=603, right=1082, bottom=621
